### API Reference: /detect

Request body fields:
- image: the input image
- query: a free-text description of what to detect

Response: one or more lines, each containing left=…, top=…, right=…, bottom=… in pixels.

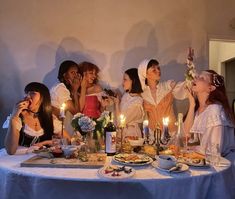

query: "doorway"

left=209, top=40, right=235, bottom=107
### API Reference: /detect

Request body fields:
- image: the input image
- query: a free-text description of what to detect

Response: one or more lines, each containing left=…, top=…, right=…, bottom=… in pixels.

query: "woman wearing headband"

left=138, top=59, right=186, bottom=142
left=184, top=70, right=235, bottom=156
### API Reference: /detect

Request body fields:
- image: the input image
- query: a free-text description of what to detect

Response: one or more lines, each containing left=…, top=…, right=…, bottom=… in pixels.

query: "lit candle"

left=161, top=117, right=170, bottom=145
left=119, top=114, right=126, bottom=128
left=143, top=120, right=149, bottom=140
left=60, top=103, right=66, bottom=118
left=162, top=117, right=169, bottom=127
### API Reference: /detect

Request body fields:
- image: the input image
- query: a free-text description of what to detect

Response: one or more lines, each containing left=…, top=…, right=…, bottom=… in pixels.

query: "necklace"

left=27, top=110, right=39, bottom=118
left=26, top=110, right=40, bottom=130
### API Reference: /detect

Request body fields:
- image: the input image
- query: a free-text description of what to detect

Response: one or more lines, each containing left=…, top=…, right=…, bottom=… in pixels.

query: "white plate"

left=152, top=161, right=189, bottom=173
left=98, top=165, right=135, bottom=179
left=177, top=158, right=209, bottom=167
left=113, top=153, right=153, bottom=166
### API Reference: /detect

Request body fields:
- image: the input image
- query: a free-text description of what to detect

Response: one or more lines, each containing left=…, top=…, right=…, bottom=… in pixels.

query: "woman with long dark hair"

left=5, top=82, right=69, bottom=155
left=113, top=68, right=144, bottom=138
left=184, top=70, right=235, bottom=156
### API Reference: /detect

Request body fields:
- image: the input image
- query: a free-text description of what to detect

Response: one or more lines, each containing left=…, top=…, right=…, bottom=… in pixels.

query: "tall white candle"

left=143, top=120, right=149, bottom=137
left=60, top=103, right=66, bottom=118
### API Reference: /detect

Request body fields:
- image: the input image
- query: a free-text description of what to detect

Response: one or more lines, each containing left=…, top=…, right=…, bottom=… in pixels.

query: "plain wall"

left=1, top=0, right=235, bottom=148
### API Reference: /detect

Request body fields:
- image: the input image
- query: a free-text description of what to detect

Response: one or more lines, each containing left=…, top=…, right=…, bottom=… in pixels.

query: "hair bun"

left=212, top=74, right=224, bottom=87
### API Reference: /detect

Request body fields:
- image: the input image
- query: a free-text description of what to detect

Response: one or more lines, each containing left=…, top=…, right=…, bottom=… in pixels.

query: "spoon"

left=169, top=164, right=182, bottom=172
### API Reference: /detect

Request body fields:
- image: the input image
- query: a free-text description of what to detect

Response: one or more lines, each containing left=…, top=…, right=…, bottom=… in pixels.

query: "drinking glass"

left=52, top=134, right=61, bottom=149
left=205, top=143, right=220, bottom=166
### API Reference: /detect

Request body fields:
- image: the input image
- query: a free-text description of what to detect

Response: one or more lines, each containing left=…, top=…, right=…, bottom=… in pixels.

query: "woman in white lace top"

left=184, top=70, right=235, bottom=156
left=114, top=68, right=144, bottom=138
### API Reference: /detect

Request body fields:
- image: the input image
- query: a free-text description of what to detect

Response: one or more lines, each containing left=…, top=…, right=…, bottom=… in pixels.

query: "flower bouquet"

left=185, top=47, right=197, bottom=87
left=71, top=113, right=96, bottom=136
left=71, top=111, right=111, bottom=152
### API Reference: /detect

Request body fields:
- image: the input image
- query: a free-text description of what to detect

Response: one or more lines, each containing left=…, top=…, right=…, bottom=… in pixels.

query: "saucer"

left=152, top=161, right=189, bottom=173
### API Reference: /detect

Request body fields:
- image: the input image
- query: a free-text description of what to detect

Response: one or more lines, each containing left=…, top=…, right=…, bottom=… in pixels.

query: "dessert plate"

left=152, top=161, right=189, bottom=173
left=98, top=165, right=135, bottom=179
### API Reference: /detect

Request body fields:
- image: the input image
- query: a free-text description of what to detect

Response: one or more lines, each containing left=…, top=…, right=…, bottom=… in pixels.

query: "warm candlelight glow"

left=119, top=114, right=126, bottom=128
left=60, top=103, right=66, bottom=118
left=143, top=120, right=149, bottom=127
left=162, top=117, right=169, bottom=126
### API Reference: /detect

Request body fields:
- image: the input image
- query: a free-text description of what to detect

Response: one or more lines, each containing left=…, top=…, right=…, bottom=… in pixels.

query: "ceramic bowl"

left=156, top=155, right=177, bottom=170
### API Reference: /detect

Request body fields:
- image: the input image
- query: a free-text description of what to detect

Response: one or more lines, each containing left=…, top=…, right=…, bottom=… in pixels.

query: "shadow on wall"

left=109, top=18, right=207, bottom=115
left=42, top=37, right=107, bottom=89
left=0, top=39, right=22, bottom=148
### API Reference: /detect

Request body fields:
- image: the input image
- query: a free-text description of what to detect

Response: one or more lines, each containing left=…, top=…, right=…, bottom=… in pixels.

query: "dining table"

left=0, top=147, right=235, bottom=199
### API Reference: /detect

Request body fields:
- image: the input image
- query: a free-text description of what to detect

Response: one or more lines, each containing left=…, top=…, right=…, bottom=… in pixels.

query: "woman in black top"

left=5, top=82, right=69, bottom=155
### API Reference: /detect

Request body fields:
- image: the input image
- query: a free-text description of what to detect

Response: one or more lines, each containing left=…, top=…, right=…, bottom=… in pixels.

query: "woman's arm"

left=184, top=88, right=196, bottom=135
left=33, top=130, right=71, bottom=148
left=5, top=100, right=28, bottom=155
left=67, top=77, right=80, bottom=114
left=112, top=95, right=121, bottom=124
left=79, top=73, right=88, bottom=112
left=5, top=116, right=21, bottom=155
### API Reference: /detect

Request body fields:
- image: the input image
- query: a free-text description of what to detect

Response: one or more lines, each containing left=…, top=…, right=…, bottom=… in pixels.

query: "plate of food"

left=177, top=152, right=209, bottom=167
left=152, top=161, right=189, bottom=173
left=98, top=165, right=135, bottom=179
left=113, top=153, right=153, bottom=166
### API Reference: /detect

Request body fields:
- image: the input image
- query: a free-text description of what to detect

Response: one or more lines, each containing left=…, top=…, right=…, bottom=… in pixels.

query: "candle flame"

left=61, top=103, right=66, bottom=110
left=162, top=117, right=169, bottom=126
left=143, top=120, right=149, bottom=126
left=119, top=114, right=126, bottom=128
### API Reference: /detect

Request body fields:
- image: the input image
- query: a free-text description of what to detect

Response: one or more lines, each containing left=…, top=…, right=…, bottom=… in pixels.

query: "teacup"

left=157, top=155, right=177, bottom=170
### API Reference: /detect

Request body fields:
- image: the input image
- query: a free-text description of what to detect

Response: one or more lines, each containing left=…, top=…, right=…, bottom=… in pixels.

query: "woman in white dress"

left=114, top=68, right=144, bottom=138
left=138, top=59, right=186, bottom=140
left=184, top=70, right=235, bottom=156
left=50, top=60, right=81, bottom=135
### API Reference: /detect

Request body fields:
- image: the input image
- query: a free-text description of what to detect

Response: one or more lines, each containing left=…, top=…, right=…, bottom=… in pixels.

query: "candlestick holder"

left=160, top=125, right=171, bottom=145
left=60, top=116, right=65, bottom=138
left=117, top=126, right=124, bottom=153
left=155, top=127, right=161, bottom=155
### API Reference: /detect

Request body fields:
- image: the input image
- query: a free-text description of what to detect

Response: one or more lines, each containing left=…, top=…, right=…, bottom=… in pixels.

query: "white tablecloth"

left=0, top=148, right=235, bottom=199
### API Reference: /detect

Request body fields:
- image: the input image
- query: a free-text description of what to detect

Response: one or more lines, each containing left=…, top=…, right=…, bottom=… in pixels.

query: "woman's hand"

left=33, top=140, right=52, bottom=148
left=111, top=95, right=120, bottom=106
left=80, top=72, right=89, bottom=89
left=12, top=100, right=29, bottom=117
left=186, top=86, right=196, bottom=107
left=100, top=97, right=112, bottom=108
left=69, top=76, right=81, bottom=92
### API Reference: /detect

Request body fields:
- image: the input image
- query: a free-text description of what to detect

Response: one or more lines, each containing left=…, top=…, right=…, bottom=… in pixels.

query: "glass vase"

left=81, top=131, right=97, bottom=153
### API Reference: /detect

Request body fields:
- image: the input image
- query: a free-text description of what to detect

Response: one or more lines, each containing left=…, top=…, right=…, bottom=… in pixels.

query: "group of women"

left=4, top=58, right=235, bottom=159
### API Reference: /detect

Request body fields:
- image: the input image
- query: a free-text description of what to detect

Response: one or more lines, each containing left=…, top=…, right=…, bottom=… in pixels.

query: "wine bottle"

left=104, top=113, right=117, bottom=156
left=174, top=113, right=185, bottom=155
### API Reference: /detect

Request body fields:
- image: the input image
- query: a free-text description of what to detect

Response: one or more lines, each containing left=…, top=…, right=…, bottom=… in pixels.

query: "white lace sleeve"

left=2, top=115, right=22, bottom=131
left=50, top=83, right=72, bottom=109
left=172, top=81, right=187, bottom=100
left=2, top=115, right=11, bottom=129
